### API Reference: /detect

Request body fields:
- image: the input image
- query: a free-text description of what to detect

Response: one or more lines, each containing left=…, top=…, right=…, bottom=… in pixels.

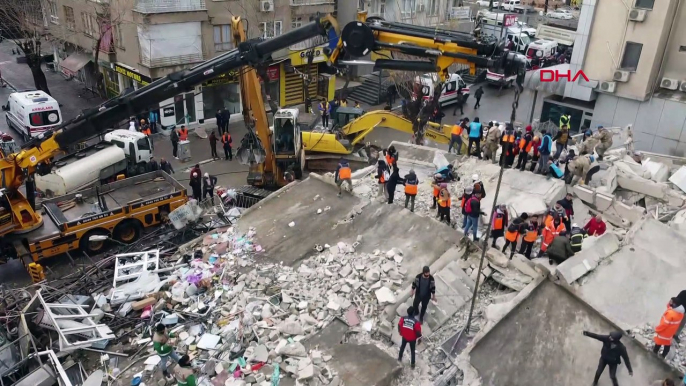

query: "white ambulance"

left=3, top=90, right=62, bottom=140
left=414, top=73, right=471, bottom=107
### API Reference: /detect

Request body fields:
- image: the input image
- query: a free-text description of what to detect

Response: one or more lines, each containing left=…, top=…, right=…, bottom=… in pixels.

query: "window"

left=634, top=0, right=654, bottom=9
left=291, top=17, right=302, bottom=29
left=114, top=24, right=124, bottom=48
left=29, top=110, right=60, bottom=127
left=136, top=137, right=151, bottom=151
left=402, top=0, right=416, bottom=15
left=620, top=41, right=643, bottom=71
left=63, top=6, right=75, bottom=30
left=81, top=12, right=97, bottom=37
left=679, top=45, right=686, bottom=52
left=259, top=21, right=282, bottom=38
left=213, top=25, right=231, bottom=52
left=48, top=1, right=58, bottom=23
left=428, top=0, right=438, bottom=15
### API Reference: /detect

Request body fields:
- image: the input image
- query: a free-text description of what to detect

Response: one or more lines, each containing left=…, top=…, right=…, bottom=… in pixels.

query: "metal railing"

left=134, top=0, right=206, bottom=13
left=290, top=0, right=335, bottom=5
left=140, top=52, right=204, bottom=68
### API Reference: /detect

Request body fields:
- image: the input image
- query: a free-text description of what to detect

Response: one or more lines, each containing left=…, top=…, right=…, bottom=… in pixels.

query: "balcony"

left=140, top=52, right=204, bottom=68
left=134, top=0, right=206, bottom=14
left=290, top=0, right=335, bottom=5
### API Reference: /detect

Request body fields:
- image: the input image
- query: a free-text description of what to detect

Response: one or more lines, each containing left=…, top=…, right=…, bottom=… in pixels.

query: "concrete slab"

left=577, top=218, right=686, bottom=330
left=306, top=319, right=400, bottom=386
left=556, top=232, right=621, bottom=284
left=389, top=141, right=459, bottom=165
left=469, top=280, right=681, bottom=386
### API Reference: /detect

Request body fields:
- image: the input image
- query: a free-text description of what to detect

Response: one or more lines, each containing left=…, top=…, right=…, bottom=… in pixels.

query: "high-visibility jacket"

left=221, top=134, right=232, bottom=146
left=570, top=230, right=586, bottom=250
left=433, top=186, right=440, bottom=197
left=438, top=192, right=451, bottom=208
left=142, top=128, right=151, bottom=136
left=505, top=229, right=519, bottom=242
left=523, top=223, right=539, bottom=242
left=338, top=165, right=352, bottom=179
left=541, top=223, right=566, bottom=252
left=492, top=211, right=505, bottom=230
left=451, top=125, right=463, bottom=136
left=340, top=101, right=347, bottom=107
left=178, top=128, right=189, bottom=141
left=654, top=305, right=685, bottom=345
left=519, top=135, right=533, bottom=152
left=405, top=177, right=418, bottom=195
left=559, top=115, right=571, bottom=129
left=502, top=130, right=515, bottom=144
left=386, top=152, right=397, bottom=165
left=319, top=102, right=330, bottom=115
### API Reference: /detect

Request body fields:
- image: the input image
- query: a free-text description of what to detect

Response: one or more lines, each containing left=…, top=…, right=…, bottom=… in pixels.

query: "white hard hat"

left=204, top=172, right=209, bottom=177
left=472, top=174, right=479, bottom=181
left=572, top=223, right=578, bottom=228
left=193, top=172, right=198, bottom=177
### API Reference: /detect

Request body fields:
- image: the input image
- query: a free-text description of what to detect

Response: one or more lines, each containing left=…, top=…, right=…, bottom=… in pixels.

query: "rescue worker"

left=536, top=129, right=553, bottom=175
left=583, top=330, right=633, bottom=386
left=437, top=185, right=451, bottom=224
left=385, top=145, right=399, bottom=165
left=483, top=121, right=500, bottom=163
left=460, top=186, right=473, bottom=228
left=503, top=213, right=528, bottom=258
left=160, top=158, right=174, bottom=175
left=178, top=125, right=189, bottom=141
left=490, top=205, right=509, bottom=248
left=553, top=124, right=570, bottom=160
left=386, top=163, right=403, bottom=204
left=546, top=230, right=574, bottom=264
left=595, top=126, right=613, bottom=160
left=436, top=164, right=457, bottom=182
left=411, top=266, right=436, bottom=323
left=209, top=131, right=219, bottom=159
left=500, top=123, right=516, bottom=167
left=430, top=176, right=442, bottom=210
left=340, top=98, right=348, bottom=107
left=519, top=214, right=540, bottom=258
left=189, top=172, right=202, bottom=201
left=375, top=159, right=390, bottom=200
left=398, top=306, right=422, bottom=369
left=449, top=121, right=464, bottom=155
left=570, top=223, right=588, bottom=252
left=141, top=119, right=151, bottom=135
left=221, top=131, right=233, bottom=160
left=584, top=213, right=607, bottom=236
left=335, top=158, right=353, bottom=196
left=468, top=117, right=483, bottom=159
left=153, top=323, right=180, bottom=379
left=548, top=160, right=565, bottom=179
left=516, top=126, right=534, bottom=171
left=319, top=98, right=331, bottom=128
left=578, top=132, right=598, bottom=156
left=403, top=169, right=419, bottom=212
left=463, top=190, right=483, bottom=241
left=354, top=101, right=361, bottom=108
left=540, top=216, right=566, bottom=256
left=559, top=113, right=571, bottom=132
left=566, top=154, right=595, bottom=185
left=653, top=298, right=685, bottom=358
left=472, top=174, right=486, bottom=198
left=545, top=202, right=568, bottom=227
left=557, top=193, right=575, bottom=231
left=174, top=355, right=197, bottom=386
left=528, top=134, right=542, bottom=172
left=202, top=172, right=217, bottom=204
left=170, top=125, right=180, bottom=159
left=675, top=289, right=686, bottom=343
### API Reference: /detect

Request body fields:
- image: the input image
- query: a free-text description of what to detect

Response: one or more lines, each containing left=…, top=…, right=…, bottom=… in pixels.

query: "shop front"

left=280, top=47, right=335, bottom=107
left=101, top=63, right=152, bottom=98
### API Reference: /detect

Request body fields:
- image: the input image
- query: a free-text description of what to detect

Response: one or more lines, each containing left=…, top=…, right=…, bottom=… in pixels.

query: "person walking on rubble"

left=503, top=213, right=528, bottom=258
left=519, top=214, right=540, bottom=258
left=437, top=185, right=452, bottom=224
left=174, top=355, right=197, bottom=386
left=403, top=169, right=419, bottom=212
left=449, top=120, right=465, bottom=155
left=460, top=186, right=473, bottom=228
left=483, top=122, right=500, bottom=163
left=595, top=126, right=614, bottom=160
left=463, top=190, right=483, bottom=241
left=582, top=330, right=633, bottom=386
left=375, top=159, right=390, bottom=201
left=154, top=323, right=181, bottom=380
left=386, top=163, right=403, bottom=205
left=490, top=204, right=508, bottom=248
left=335, top=158, right=353, bottom=197
left=411, top=266, right=436, bottom=323
left=516, top=126, right=534, bottom=171
left=536, top=129, right=553, bottom=175
left=467, top=117, right=483, bottom=159
left=398, top=306, right=422, bottom=369
left=653, top=297, right=685, bottom=358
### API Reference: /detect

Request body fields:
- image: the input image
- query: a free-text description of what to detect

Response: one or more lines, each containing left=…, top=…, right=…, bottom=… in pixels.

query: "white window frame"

left=48, top=1, right=59, bottom=24
left=274, top=20, right=282, bottom=36
left=82, top=12, right=98, bottom=37
left=63, top=5, right=75, bottom=30
left=402, top=0, right=416, bottom=17
left=213, top=24, right=232, bottom=52
left=378, top=0, right=387, bottom=15
left=428, top=0, right=438, bottom=15
left=259, top=21, right=283, bottom=39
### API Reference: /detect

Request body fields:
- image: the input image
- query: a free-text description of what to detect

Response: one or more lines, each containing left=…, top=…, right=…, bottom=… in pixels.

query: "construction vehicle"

left=0, top=15, right=340, bottom=270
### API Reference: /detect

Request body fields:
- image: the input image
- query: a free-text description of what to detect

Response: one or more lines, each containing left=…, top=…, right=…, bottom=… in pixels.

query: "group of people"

left=188, top=163, right=218, bottom=204
left=319, top=97, right=361, bottom=128
left=154, top=323, right=197, bottom=385
left=448, top=115, right=615, bottom=186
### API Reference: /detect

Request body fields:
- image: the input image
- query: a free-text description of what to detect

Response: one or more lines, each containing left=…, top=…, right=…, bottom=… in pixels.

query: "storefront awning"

left=523, top=63, right=569, bottom=96
left=60, top=53, right=91, bottom=77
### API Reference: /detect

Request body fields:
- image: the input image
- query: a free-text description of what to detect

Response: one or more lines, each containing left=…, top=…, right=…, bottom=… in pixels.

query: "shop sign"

left=289, top=47, right=327, bottom=66
left=266, top=66, right=279, bottom=81
left=203, top=65, right=279, bottom=87
left=163, top=107, right=175, bottom=117
left=113, top=64, right=152, bottom=86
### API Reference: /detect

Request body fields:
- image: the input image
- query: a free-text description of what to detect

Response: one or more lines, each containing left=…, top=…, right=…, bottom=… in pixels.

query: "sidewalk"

left=0, top=40, right=105, bottom=121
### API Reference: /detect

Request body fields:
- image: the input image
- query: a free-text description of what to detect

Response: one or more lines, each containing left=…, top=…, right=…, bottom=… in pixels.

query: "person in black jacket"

left=189, top=172, right=202, bottom=201
left=147, top=156, right=159, bottom=172
left=202, top=173, right=218, bottom=204
left=675, top=291, right=686, bottom=343
left=215, top=109, right=224, bottom=134
left=583, top=330, right=633, bottom=386
left=375, top=159, right=390, bottom=200
left=160, top=158, right=174, bottom=175
left=221, top=109, right=231, bottom=134
left=386, top=163, right=404, bottom=204
left=411, top=266, right=436, bottom=323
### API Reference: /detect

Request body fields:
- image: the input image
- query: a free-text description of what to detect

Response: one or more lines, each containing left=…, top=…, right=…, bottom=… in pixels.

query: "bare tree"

left=0, top=0, right=52, bottom=94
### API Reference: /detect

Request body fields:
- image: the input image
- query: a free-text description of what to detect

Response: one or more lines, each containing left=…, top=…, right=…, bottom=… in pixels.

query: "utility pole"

left=544, top=0, right=549, bottom=14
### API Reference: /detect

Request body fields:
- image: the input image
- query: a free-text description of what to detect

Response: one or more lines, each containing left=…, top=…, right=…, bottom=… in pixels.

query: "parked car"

left=476, top=0, right=500, bottom=7
left=514, top=21, right=537, bottom=36
left=547, top=9, right=574, bottom=19
left=500, top=0, right=521, bottom=11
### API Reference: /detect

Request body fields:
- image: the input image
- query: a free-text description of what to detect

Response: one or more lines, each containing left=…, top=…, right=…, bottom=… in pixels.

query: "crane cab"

left=3, top=91, right=62, bottom=141
left=332, top=107, right=365, bottom=129
left=273, top=109, right=301, bottom=156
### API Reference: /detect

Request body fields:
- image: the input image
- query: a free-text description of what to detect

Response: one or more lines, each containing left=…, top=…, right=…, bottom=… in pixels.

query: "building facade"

left=365, top=0, right=457, bottom=24
left=45, top=0, right=339, bottom=128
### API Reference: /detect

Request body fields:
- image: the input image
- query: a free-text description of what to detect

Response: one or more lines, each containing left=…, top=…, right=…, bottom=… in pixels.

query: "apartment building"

left=366, top=0, right=458, bottom=24
left=46, top=0, right=339, bottom=128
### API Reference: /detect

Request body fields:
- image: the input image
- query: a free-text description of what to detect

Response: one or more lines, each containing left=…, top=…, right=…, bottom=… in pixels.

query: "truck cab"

left=3, top=91, right=62, bottom=141
left=103, top=130, right=153, bottom=175
left=414, top=73, right=470, bottom=107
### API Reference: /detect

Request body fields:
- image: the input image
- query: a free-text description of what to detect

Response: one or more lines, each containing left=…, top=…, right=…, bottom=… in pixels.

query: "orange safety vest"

left=502, top=131, right=515, bottom=143
left=493, top=212, right=505, bottom=230
left=438, top=194, right=451, bottom=208
left=338, top=166, right=352, bottom=179
left=519, top=137, right=533, bottom=152
left=523, top=224, right=538, bottom=242
left=142, top=128, right=151, bottom=136
left=433, top=186, right=440, bottom=197
left=541, top=223, right=566, bottom=251
left=505, top=229, right=519, bottom=242
left=405, top=178, right=418, bottom=195
left=221, top=134, right=231, bottom=144
left=386, top=153, right=396, bottom=165
left=654, top=306, right=684, bottom=345
left=451, top=125, right=463, bottom=136
left=178, top=128, right=189, bottom=141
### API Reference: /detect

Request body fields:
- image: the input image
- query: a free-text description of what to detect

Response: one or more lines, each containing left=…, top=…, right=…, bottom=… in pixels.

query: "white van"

left=526, top=39, right=559, bottom=60
left=414, top=73, right=470, bottom=107
left=3, top=91, right=62, bottom=140
left=501, top=0, right=521, bottom=11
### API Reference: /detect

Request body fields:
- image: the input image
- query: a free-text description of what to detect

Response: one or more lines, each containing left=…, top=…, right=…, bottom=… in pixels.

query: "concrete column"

left=117, top=73, right=125, bottom=93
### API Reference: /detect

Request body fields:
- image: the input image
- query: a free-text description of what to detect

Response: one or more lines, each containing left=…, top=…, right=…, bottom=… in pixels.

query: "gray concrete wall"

left=469, top=280, right=681, bottom=386
left=591, top=93, right=686, bottom=156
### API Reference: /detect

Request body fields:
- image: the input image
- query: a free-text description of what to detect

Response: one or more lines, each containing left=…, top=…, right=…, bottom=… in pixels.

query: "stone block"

left=489, top=264, right=533, bottom=291
left=508, top=254, right=540, bottom=279
left=610, top=200, right=645, bottom=225
left=594, top=192, right=614, bottom=211
left=617, top=175, right=667, bottom=199
left=556, top=232, right=621, bottom=284
left=643, top=160, right=669, bottom=182
left=573, top=185, right=595, bottom=204
left=485, top=248, right=509, bottom=268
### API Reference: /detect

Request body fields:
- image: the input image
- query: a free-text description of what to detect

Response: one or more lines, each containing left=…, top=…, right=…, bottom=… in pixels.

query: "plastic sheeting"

left=137, top=22, right=202, bottom=65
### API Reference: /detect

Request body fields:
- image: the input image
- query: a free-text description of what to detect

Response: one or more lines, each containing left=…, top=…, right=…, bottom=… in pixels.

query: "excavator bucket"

left=236, top=133, right=266, bottom=165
